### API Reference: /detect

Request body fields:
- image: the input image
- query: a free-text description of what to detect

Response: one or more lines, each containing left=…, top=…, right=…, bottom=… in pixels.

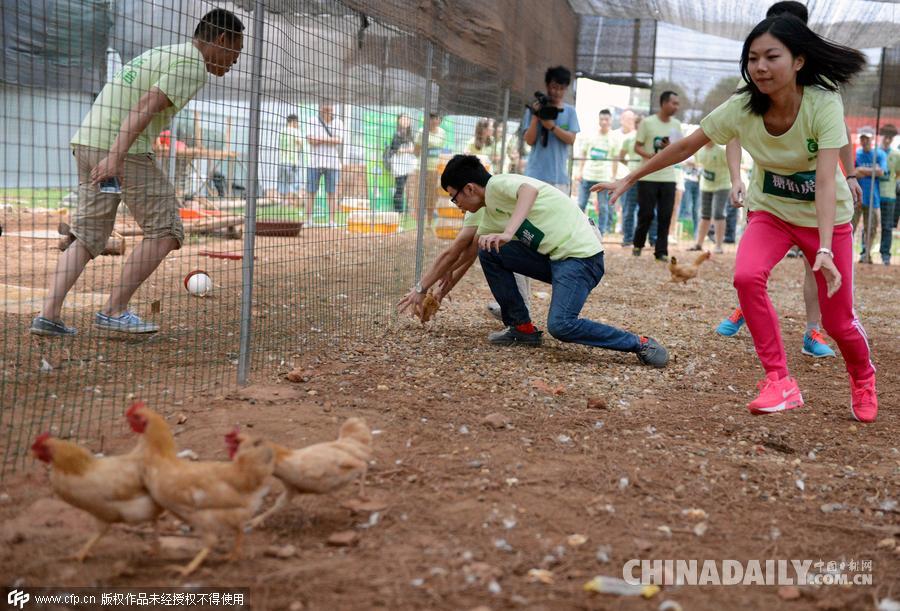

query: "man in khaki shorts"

left=30, top=9, right=244, bottom=336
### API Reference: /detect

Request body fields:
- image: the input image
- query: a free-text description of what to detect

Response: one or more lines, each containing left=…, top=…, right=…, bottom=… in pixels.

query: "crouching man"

left=399, top=154, right=668, bottom=368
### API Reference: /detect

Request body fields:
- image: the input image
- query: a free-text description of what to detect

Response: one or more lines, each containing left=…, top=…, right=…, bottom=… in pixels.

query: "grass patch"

left=0, top=188, right=68, bottom=208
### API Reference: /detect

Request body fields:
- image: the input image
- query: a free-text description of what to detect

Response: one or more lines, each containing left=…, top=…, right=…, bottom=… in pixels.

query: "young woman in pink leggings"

left=593, top=14, right=877, bottom=422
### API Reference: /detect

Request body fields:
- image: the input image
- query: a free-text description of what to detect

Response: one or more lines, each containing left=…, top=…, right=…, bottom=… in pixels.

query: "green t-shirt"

left=880, top=147, right=900, bottom=200
left=616, top=131, right=640, bottom=179
left=696, top=144, right=731, bottom=192
left=279, top=126, right=302, bottom=165
left=465, top=138, right=494, bottom=156
left=463, top=209, right=484, bottom=228
left=417, top=127, right=446, bottom=171
left=472, top=174, right=602, bottom=260
left=700, top=87, right=852, bottom=228
left=635, top=114, right=683, bottom=182
left=71, top=43, right=208, bottom=154
left=578, top=131, right=619, bottom=182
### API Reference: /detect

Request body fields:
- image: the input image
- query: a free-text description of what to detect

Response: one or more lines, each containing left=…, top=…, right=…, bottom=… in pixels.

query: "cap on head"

left=859, top=126, right=875, bottom=139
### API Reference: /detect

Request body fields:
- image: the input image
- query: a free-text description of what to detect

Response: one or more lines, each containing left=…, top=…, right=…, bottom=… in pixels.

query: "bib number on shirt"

left=762, top=170, right=816, bottom=202
left=589, top=147, right=608, bottom=160
left=702, top=169, right=716, bottom=182
left=515, top=219, right=545, bottom=251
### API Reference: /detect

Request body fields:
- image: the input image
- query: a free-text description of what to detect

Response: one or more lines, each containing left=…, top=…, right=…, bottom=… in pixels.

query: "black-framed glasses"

left=449, top=183, right=468, bottom=205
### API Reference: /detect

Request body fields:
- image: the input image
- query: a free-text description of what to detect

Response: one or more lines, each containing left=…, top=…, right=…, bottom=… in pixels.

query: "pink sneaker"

left=850, top=376, right=878, bottom=423
left=748, top=372, right=804, bottom=415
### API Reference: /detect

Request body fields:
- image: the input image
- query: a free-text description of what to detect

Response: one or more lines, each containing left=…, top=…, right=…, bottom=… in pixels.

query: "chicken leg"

left=226, top=529, right=244, bottom=562
left=178, top=547, right=211, bottom=578
left=73, top=522, right=111, bottom=562
left=248, top=487, right=295, bottom=530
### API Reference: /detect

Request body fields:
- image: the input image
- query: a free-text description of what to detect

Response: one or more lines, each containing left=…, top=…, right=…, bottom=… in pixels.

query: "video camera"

left=529, top=91, right=561, bottom=121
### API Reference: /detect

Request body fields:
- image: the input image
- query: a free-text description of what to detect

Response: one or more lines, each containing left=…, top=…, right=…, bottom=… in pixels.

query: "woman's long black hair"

left=395, top=113, right=413, bottom=143
left=737, top=15, right=866, bottom=115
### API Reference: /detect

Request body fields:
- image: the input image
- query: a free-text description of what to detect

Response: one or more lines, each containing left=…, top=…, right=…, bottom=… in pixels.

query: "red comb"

left=225, top=427, right=241, bottom=459
left=31, top=432, right=51, bottom=449
left=126, top=400, right=145, bottom=417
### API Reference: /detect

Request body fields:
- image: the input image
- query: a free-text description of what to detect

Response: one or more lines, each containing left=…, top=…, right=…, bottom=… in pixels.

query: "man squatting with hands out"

left=398, top=155, right=669, bottom=369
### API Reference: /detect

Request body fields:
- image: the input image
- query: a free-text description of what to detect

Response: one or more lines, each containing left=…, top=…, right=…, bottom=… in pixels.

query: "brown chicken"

left=419, top=292, right=441, bottom=324
left=668, top=251, right=712, bottom=283
left=31, top=432, right=163, bottom=561
left=126, top=402, right=275, bottom=576
left=226, top=417, right=373, bottom=529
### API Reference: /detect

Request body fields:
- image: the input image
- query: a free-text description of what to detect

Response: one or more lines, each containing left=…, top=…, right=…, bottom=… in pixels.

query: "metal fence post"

left=862, top=48, right=886, bottom=260
left=414, top=41, right=434, bottom=280
left=499, top=87, right=510, bottom=174
left=238, top=0, right=266, bottom=385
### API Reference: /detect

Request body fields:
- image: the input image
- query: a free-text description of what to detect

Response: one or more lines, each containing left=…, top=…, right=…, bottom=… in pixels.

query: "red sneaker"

left=747, top=372, right=803, bottom=415
left=850, top=376, right=878, bottom=423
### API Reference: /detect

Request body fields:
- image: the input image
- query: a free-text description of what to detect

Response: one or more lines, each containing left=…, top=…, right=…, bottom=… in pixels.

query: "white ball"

left=187, top=272, right=212, bottom=297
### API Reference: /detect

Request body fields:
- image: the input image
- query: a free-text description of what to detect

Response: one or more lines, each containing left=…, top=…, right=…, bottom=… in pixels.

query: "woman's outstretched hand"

left=590, top=179, right=630, bottom=205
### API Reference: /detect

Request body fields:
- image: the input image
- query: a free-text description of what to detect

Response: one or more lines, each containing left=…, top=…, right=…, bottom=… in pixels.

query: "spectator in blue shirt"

left=522, top=66, right=580, bottom=191
left=852, top=127, right=888, bottom=263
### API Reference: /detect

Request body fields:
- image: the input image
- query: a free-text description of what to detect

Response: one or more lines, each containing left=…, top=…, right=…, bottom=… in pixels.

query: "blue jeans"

left=724, top=201, right=739, bottom=242
left=277, top=164, right=301, bottom=194
left=680, top=180, right=700, bottom=239
left=621, top=186, right=638, bottom=244
left=597, top=190, right=614, bottom=234
left=478, top=241, right=641, bottom=353
left=578, top=180, right=598, bottom=213
left=307, top=167, right=339, bottom=194
left=881, top=198, right=896, bottom=262
left=578, top=181, right=614, bottom=233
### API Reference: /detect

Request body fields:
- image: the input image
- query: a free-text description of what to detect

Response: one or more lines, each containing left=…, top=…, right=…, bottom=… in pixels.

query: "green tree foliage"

left=701, top=76, right=743, bottom=116
left=651, top=79, right=690, bottom=113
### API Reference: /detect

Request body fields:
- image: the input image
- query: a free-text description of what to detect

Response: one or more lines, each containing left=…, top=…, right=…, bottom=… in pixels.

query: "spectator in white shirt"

left=306, top=103, right=344, bottom=227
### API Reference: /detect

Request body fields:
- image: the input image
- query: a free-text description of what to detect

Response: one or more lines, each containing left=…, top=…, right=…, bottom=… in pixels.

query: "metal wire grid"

left=0, top=0, right=522, bottom=477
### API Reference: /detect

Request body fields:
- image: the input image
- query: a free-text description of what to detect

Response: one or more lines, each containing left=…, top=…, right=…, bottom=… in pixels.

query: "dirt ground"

left=1, top=207, right=898, bottom=610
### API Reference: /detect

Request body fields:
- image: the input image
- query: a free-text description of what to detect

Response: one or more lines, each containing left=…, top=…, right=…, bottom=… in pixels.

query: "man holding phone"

left=632, top=91, right=683, bottom=261
left=30, top=9, right=244, bottom=336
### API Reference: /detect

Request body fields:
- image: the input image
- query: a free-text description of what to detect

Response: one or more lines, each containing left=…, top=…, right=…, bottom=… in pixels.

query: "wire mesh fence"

left=0, top=0, right=576, bottom=477
left=570, top=20, right=900, bottom=257
left=3, top=0, right=896, bottom=478
left=647, top=48, right=900, bottom=260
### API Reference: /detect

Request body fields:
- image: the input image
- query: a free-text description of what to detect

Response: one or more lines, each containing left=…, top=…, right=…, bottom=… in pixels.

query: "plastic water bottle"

left=583, top=575, right=660, bottom=598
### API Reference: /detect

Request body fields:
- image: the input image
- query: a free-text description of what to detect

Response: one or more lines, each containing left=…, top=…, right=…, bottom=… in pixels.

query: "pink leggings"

left=734, top=211, right=875, bottom=381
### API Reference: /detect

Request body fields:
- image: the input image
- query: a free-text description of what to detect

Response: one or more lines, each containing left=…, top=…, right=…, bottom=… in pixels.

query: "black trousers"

left=634, top=180, right=676, bottom=257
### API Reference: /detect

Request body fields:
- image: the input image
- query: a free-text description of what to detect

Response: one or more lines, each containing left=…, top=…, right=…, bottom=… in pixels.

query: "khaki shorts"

left=71, top=145, right=184, bottom=257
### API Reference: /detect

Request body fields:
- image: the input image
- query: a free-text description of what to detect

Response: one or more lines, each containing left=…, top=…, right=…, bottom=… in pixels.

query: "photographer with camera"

left=484, top=66, right=579, bottom=321
left=522, top=66, right=580, bottom=192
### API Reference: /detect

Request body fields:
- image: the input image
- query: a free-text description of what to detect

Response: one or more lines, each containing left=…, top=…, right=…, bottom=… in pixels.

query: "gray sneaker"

left=30, top=316, right=77, bottom=337
left=94, top=310, right=159, bottom=334
left=486, top=302, right=502, bottom=321
left=637, top=336, right=668, bottom=368
left=488, top=326, right=543, bottom=346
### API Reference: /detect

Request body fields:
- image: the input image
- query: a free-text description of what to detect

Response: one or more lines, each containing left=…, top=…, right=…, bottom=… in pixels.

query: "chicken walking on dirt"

left=668, top=250, right=712, bottom=283
left=126, top=402, right=274, bottom=577
left=31, top=432, right=164, bottom=562
left=226, top=417, right=373, bottom=529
